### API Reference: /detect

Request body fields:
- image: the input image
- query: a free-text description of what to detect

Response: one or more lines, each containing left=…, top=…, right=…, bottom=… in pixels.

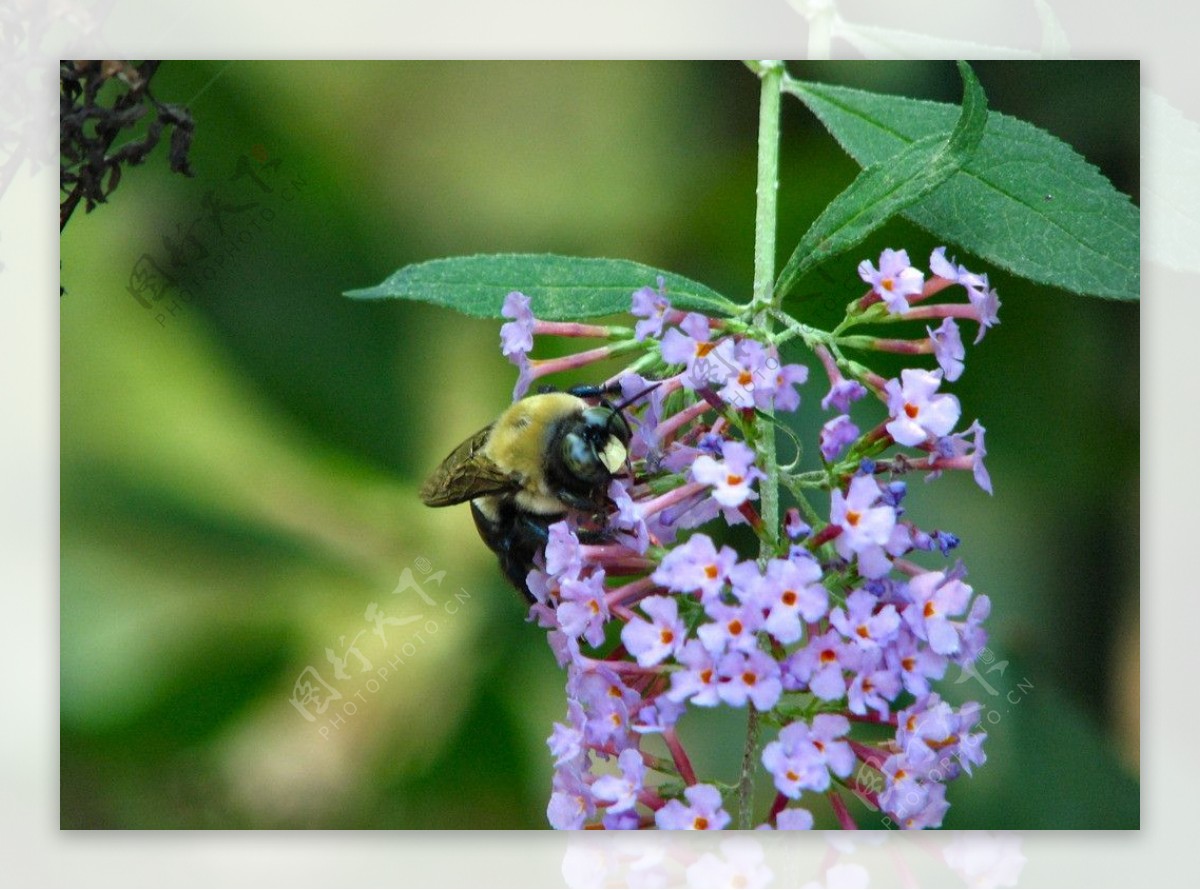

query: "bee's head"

left=559, top=403, right=632, bottom=486
left=543, top=380, right=661, bottom=510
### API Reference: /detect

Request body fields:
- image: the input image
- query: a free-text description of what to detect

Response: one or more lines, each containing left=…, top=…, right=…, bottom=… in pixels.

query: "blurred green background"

left=60, top=61, right=1139, bottom=829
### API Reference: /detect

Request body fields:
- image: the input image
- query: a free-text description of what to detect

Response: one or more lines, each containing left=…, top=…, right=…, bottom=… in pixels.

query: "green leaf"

left=345, top=254, right=741, bottom=320
left=786, top=67, right=1139, bottom=301
left=774, top=61, right=987, bottom=303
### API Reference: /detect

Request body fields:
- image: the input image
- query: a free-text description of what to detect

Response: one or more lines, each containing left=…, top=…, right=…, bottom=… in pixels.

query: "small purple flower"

left=548, top=765, right=593, bottom=830
left=717, top=338, right=771, bottom=409
left=543, top=626, right=581, bottom=668
left=878, top=753, right=930, bottom=822
left=821, top=377, right=868, bottom=413
left=885, top=368, right=962, bottom=447
left=846, top=651, right=902, bottom=718
left=784, top=508, right=811, bottom=541
left=954, top=702, right=989, bottom=775
left=547, top=701, right=586, bottom=767
left=926, top=419, right=992, bottom=495
left=858, top=248, right=925, bottom=314
left=761, top=714, right=855, bottom=797
left=659, top=441, right=709, bottom=476
left=770, top=360, right=809, bottom=413
left=929, top=247, right=1000, bottom=343
left=544, top=521, right=583, bottom=581
left=959, top=594, right=992, bottom=664
left=830, top=589, right=901, bottom=650
left=652, top=533, right=738, bottom=601
left=556, top=571, right=610, bottom=648
left=697, top=598, right=763, bottom=655
left=607, top=479, right=650, bottom=554
left=631, top=696, right=686, bottom=734
left=786, top=628, right=856, bottom=701
left=500, top=291, right=535, bottom=357
left=591, top=748, right=646, bottom=814
left=654, top=783, right=731, bottom=830
left=631, top=276, right=671, bottom=341
left=750, top=554, right=829, bottom=644
left=691, top=440, right=765, bottom=508
left=621, top=595, right=686, bottom=667
left=881, top=481, right=908, bottom=509
left=928, top=317, right=965, bottom=382
left=896, top=694, right=986, bottom=782
left=964, top=275, right=1001, bottom=344
left=929, top=246, right=960, bottom=282
left=903, top=570, right=977, bottom=657
left=570, top=666, right=639, bottom=748
left=902, top=783, right=951, bottom=830
left=511, top=350, right=535, bottom=400
left=886, top=627, right=948, bottom=697
left=666, top=638, right=721, bottom=707
left=820, top=414, right=860, bottom=463
left=966, top=421, right=992, bottom=495
left=661, top=314, right=738, bottom=390
left=715, top=648, right=783, bottom=710
left=830, top=475, right=897, bottom=578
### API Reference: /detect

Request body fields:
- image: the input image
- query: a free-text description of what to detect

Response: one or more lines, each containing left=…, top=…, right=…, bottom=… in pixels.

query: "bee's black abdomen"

left=471, top=499, right=560, bottom=603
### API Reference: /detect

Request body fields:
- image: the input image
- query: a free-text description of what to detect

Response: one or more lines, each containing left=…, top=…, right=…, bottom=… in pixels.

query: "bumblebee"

left=420, top=385, right=635, bottom=600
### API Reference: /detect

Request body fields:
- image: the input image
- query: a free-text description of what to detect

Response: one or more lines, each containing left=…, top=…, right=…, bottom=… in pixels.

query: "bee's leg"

left=575, top=528, right=614, bottom=544
left=566, top=382, right=622, bottom=400
left=538, top=382, right=619, bottom=398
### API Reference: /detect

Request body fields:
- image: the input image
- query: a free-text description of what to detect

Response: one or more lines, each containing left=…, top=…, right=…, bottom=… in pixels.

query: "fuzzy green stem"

left=751, top=61, right=782, bottom=543
left=737, top=58, right=784, bottom=831
left=738, top=705, right=762, bottom=829
left=752, top=64, right=783, bottom=315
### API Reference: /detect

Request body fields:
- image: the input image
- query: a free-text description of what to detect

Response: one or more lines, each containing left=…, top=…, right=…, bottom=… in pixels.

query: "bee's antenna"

left=614, top=380, right=664, bottom=413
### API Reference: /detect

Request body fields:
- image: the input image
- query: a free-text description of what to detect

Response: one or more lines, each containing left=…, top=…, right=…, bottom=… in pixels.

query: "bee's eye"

left=581, top=406, right=631, bottom=445
left=561, top=430, right=605, bottom=482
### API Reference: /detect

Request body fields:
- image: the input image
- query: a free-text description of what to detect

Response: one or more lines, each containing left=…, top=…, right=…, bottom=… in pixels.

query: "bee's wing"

left=420, top=424, right=516, bottom=506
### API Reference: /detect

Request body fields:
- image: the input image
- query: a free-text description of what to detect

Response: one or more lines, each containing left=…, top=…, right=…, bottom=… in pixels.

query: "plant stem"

left=737, top=58, right=784, bottom=830
left=738, top=705, right=762, bottom=829
left=751, top=63, right=782, bottom=316
left=751, top=61, right=782, bottom=539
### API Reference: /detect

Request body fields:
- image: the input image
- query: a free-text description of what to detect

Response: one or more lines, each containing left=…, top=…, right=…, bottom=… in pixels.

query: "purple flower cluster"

left=502, top=247, right=999, bottom=830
